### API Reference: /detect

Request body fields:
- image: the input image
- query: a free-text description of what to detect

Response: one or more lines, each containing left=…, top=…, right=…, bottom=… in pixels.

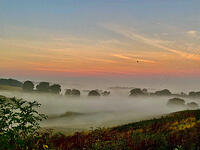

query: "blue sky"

left=0, top=0, right=200, bottom=79
left=1, top=0, right=199, bottom=37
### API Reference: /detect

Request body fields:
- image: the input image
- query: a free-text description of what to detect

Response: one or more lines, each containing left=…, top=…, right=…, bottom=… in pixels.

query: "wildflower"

left=43, top=144, right=48, bottom=149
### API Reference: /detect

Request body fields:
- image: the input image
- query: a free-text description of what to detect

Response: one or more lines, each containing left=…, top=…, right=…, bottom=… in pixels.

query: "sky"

left=0, top=0, right=200, bottom=82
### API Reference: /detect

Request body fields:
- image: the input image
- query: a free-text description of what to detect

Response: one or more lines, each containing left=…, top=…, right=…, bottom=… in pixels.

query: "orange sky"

left=1, top=1, right=200, bottom=78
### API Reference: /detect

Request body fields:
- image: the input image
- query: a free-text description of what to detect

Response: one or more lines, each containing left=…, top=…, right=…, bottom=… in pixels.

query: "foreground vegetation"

left=0, top=95, right=47, bottom=149
left=0, top=95, right=199, bottom=150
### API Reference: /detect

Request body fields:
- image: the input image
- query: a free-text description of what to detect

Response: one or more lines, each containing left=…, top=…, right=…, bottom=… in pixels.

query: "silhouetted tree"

left=102, top=91, right=110, bottom=96
left=88, top=90, right=100, bottom=96
left=129, top=88, right=144, bottom=96
left=36, top=82, right=50, bottom=92
left=49, top=84, right=61, bottom=94
left=22, top=81, right=34, bottom=92
left=142, top=88, right=148, bottom=94
left=71, top=89, right=81, bottom=96
left=180, top=92, right=187, bottom=96
left=167, top=98, right=185, bottom=107
left=154, top=89, right=171, bottom=96
left=65, top=89, right=71, bottom=96
left=189, top=92, right=196, bottom=97
left=0, top=78, right=22, bottom=87
left=189, top=91, right=200, bottom=97
left=65, top=89, right=81, bottom=97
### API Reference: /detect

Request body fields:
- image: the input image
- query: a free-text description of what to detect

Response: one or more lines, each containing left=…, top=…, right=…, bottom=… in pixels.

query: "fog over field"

left=0, top=86, right=199, bottom=134
left=15, top=76, right=200, bottom=93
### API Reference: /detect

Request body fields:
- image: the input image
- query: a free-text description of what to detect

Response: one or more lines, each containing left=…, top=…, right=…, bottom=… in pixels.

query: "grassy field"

left=46, top=109, right=200, bottom=150
left=0, top=85, right=22, bottom=91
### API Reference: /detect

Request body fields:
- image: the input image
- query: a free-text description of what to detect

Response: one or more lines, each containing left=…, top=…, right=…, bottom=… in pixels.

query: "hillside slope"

left=49, top=110, right=200, bottom=150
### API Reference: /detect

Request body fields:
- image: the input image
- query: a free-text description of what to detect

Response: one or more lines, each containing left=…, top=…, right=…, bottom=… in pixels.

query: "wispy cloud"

left=111, top=54, right=156, bottom=63
left=186, top=30, right=199, bottom=37
left=103, top=24, right=200, bottom=61
left=111, top=54, right=132, bottom=60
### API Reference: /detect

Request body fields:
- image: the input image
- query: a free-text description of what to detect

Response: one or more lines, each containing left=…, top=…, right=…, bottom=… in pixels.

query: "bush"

left=0, top=96, right=47, bottom=149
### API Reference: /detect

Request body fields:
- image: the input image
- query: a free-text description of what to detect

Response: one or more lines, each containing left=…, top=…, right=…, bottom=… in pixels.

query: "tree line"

left=129, top=88, right=200, bottom=98
left=0, top=78, right=22, bottom=87
left=0, top=78, right=200, bottom=98
left=22, top=80, right=110, bottom=97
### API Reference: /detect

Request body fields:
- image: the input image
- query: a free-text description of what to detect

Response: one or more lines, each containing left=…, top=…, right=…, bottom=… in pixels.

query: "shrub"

left=0, top=96, right=47, bottom=149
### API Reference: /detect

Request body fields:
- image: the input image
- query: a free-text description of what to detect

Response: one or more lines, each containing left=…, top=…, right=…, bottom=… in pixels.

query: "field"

left=0, top=95, right=199, bottom=149
left=0, top=85, right=22, bottom=91
left=43, top=109, right=200, bottom=150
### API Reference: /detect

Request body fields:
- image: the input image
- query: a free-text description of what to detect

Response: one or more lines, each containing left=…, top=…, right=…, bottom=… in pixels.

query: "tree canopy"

left=189, top=91, right=200, bottom=97
left=154, top=89, right=171, bottom=96
left=88, top=90, right=100, bottom=96
left=102, top=91, right=110, bottom=96
left=0, top=78, right=22, bottom=87
left=22, top=81, right=34, bottom=92
left=71, top=89, right=81, bottom=96
left=49, top=84, right=61, bottom=94
left=167, top=98, right=185, bottom=107
left=36, top=82, right=50, bottom=92
left=129, top=88, right=145, bottom=96
left=65, top=89, right=80, bottom=96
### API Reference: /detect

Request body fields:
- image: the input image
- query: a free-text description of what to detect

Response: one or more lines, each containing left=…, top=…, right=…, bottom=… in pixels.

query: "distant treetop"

left=49, top=84, right=61, bottom=94
left=129, top=88, right=145, bottom=96
left=154, top=89, right=171, bottom=96
left=88, top=90, right=100, bottom=96
left=22, top=81, right=34, bottom=92
left=36, top=82, right=50, bottom=92
left=65, top=89, right=80, bottom=96
left=0, top=78, right=22, bottom=87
